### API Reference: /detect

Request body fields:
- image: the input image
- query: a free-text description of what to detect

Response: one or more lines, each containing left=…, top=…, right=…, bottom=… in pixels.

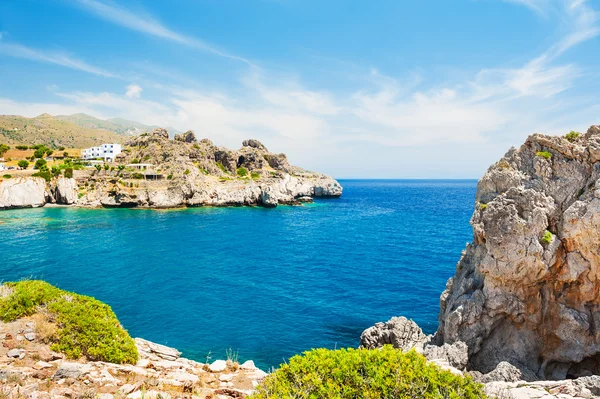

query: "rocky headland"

left=0, top=128, right=342, bottom=210
left=362, top=126, right=600, bottom=398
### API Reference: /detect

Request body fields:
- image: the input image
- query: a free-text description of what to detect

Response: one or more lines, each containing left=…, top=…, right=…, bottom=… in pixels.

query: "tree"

left=46, top=149, right=54, bottom=157
left=94, top=164, right=102, bottom=172
left=33, top=149, right=45, bottom=159
left=0, top=144, right=10, bottom=157
left=17, top=160, right=29, bottom=170
left=63, top=152, right=69, bottom=157
left=35, top=159, right=47, bottom=170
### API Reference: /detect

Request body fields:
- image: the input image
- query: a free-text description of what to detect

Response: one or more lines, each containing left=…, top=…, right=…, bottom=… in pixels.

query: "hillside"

left=0, top=114, right=125, bottom=148
left=55, top=113, right=163, bottom=137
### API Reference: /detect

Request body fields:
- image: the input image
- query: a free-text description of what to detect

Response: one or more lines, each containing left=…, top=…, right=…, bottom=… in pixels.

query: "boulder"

left=134, top=338, right=181, bottom=361
left=242, top=139, right=267, bottom=151
left=174, top=131, right=197, bottom=143
left=53, top=363, right=91, bottom=379
left=360, top=316, right=428, bottom=351
left=476, top=361, right=537, bottom=383
left=151, top=128, right=169, bottom=140
left=423, top=341, right=468, bottom=371
left=7, top=349, right=25, bottom=359
left=209, top=359, right=227, bottom=372
left=0, top=177, right=46, bottom=209
left=55, top=177, right=77, bottom=205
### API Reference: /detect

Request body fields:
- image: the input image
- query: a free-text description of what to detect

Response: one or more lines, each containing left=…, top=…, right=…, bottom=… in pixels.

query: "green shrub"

left=199, top=167, right=209, bottom=175
left=565, top=131, right=580, bottom=142
left=167, top=174, right=173, bottom=180
left=479, top=202, right=488, bottom=210
left=251, top=171, right=261, bottom=180
left=237, top=167, right=248, bottom=177
left=33, top=149, right=45, bottom=159
left=536, top=151, right=552, bottom=160
left=58, top=146, right=65, bottom=151
left=0, top=144, right=10, bottom=156
left=184, top=168, right=190, bottom=175
left=541, top=230, right=553, bottom=245
left=64, top=168, right=74, bottom=178
left=251, top=346, right=487, bottom=399
left=216, top=162, right=228, bottom=174
left=51, top=166, right=61, bottom=177
left=131, top=172, right=144, bottom=179
left=46, top=149, right=54, bottom=157
left=16, top=145, right=29, bottom=150
left=0, top=280, right=138, bottom=364
left=32, top=171, right=52, bottom=182
left=17, top=160, right=29, bottom=169
left=35, top=158, right=47, bottom=170
left=2, top=174, right=11, bottom=179
left=131, top=159, right=140, bottom=164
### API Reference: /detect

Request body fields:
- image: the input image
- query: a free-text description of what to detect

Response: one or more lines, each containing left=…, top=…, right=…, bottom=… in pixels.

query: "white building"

left=82, top=143, right=122, bottom=162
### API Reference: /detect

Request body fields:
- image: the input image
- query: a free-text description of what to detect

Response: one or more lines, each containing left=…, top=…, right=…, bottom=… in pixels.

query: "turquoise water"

left=0, top=180, right=476, bottom=370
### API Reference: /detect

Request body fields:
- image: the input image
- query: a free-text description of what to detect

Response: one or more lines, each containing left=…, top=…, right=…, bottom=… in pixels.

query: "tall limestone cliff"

left=437, top=126, right=600, bottom=380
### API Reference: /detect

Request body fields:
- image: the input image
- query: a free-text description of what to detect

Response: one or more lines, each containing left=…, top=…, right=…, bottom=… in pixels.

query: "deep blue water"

left=0, top=180, right=476, bottom=370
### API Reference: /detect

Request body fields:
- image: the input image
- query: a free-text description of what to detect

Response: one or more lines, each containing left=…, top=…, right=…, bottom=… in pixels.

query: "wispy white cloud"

left=74, top=0, right=255, bottom=67
left=0, top=42, right=117, bottom=78
left=125, top=84, right=143, bottom=99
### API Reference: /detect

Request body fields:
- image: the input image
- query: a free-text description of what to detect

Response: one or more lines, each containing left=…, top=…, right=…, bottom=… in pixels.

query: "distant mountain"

left=0, top=114, right=125, bottom=148
left=55, top=113, right=161, bottom=137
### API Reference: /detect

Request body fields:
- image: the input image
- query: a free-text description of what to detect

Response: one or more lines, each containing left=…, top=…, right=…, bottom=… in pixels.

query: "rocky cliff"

left=0, top=129, right=342, bottom=210
left=437, top=126, right=600, bottom=381
left=361, top=126, right=600, bottom=397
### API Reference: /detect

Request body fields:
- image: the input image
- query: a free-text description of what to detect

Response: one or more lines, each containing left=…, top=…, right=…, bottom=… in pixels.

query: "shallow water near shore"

left=0, top=179, right=476, bottom=370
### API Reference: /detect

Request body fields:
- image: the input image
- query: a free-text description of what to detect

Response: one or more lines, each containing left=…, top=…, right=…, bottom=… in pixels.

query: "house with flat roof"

left=82, top=143, right=122, bottom=162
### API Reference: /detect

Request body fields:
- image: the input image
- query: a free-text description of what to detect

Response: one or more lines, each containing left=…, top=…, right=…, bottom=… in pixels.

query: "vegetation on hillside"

left=0, top=280, right=138, bottom=364
left=251, top=346, right=487, bottom=399
left=0, top=114, right=125, bottom=148
left=55, top=113, right=160, bottom=137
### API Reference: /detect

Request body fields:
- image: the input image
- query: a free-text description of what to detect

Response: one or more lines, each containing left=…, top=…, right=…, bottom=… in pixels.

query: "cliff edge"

left=437, top=126, right=600, bottom=381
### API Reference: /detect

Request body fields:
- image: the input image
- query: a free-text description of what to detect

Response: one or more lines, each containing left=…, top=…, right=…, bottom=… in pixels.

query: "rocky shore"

left=0, top=315, right=267, bottom=399
left=0, top=129, right=342, bottom=210
left=361, top=126, right=600, bottom=398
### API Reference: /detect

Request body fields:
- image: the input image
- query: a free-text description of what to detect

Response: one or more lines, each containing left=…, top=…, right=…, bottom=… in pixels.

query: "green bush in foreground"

left=0, top=280, right=138, bottom=364
left=251, top=346, right=487, bottom=399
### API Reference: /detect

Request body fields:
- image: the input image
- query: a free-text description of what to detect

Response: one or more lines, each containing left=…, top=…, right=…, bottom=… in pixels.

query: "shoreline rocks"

left=0, top=316, right=268, bottom=399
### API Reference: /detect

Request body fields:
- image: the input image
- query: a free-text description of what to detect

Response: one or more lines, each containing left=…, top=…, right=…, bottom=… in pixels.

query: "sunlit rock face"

left=437, top=126, right=600, bottom=380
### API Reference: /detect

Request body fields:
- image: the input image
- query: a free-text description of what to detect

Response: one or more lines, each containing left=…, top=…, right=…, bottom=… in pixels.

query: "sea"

left=0, top=179, right=477, bottom=370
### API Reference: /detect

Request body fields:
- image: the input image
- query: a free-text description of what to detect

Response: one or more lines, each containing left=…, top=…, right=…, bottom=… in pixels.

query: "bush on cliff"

left=251, top=346, right=487, bottom=399
left=0, top=280, right=138, bottom=364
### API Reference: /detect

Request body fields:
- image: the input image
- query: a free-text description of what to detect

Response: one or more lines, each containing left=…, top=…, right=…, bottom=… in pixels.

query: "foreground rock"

left=436, top=126, right=600, bottom=380
left=0, top=316, right=267, bottom=399
left=361, top=316, right=599, bottom=398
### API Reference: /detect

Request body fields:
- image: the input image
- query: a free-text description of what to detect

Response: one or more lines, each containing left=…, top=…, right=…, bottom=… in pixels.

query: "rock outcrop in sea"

left=362, top=126, right=600, bottom=398
left=0, top=129, right=342, bottom=209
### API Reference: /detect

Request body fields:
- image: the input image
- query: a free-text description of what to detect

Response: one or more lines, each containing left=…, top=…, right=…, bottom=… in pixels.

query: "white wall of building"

left=82, top=143, right=122, bottom=161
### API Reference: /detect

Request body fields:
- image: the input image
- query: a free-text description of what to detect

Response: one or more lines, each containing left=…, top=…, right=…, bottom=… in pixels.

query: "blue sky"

left=1, top=0, right=599, bottom=178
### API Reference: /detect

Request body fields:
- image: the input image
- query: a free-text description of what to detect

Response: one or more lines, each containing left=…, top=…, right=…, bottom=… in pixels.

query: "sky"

left=0, top=0, right=599, bottom=178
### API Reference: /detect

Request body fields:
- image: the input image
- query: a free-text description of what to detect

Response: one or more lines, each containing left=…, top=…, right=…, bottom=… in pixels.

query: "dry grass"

left=32, top=313, right=57, bottom=344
